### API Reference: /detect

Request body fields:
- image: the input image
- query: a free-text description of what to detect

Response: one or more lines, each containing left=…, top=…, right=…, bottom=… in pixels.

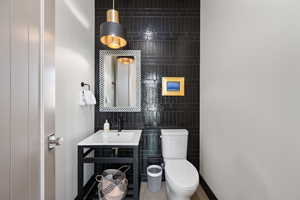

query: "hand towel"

left=79, top=89, right=96, bottom=106
left=79, top=90, right=86, bottom=106
left=85, top=90, right=96, bottom=105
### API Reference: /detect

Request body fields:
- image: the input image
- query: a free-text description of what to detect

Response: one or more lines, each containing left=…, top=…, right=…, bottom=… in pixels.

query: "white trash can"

left=147, top=165, right=162, bottom=192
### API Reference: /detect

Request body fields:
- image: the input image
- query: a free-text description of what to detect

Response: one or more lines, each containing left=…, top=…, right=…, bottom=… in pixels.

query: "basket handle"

left=118, top=165, right=131, bottom=174
left=95, top=175, right=103, bottom=183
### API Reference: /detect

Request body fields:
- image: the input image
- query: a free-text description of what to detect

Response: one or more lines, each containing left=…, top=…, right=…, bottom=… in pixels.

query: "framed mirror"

left=99, top=50, right=141, bottom=112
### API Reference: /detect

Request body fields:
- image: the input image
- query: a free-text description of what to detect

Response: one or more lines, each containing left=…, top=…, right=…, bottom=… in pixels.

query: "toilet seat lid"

left=165, top=160, right=199, bottom=190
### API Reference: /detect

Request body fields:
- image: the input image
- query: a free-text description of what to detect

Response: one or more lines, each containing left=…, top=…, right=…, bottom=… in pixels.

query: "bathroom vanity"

left=77, top=130, right=142, bottom=200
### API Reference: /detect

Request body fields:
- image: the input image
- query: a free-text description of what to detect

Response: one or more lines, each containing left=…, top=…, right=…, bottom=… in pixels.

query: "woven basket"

left=96, top=166, right=130, bottom=200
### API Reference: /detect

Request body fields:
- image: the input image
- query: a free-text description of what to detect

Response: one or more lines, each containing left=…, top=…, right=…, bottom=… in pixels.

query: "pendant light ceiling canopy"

left=100, top=0, right=127, bottom=49
left=117, top=56, right=135, bottom=64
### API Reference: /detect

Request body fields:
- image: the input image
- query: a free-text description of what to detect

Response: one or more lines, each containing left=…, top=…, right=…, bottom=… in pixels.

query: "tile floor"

left=139, top=182, right=209, bottom=200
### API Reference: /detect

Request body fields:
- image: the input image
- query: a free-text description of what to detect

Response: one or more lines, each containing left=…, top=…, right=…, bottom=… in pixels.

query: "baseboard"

left=199, top=174, right=218, bottom=200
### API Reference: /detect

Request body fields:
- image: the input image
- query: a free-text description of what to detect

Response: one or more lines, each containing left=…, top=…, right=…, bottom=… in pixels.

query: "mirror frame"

left=99, top=50, right=141, bottom=112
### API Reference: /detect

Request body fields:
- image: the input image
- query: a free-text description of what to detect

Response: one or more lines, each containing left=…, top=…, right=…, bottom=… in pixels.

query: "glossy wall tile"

left=95, top=0, right=200, bottom=173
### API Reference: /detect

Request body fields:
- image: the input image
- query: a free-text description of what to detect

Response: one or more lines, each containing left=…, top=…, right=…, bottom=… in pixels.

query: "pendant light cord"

left=113, top=0, right=115, bottom=10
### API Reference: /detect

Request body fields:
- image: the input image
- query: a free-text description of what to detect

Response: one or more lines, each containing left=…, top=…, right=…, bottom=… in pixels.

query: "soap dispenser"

left=104, top=120, right=110, bottom=132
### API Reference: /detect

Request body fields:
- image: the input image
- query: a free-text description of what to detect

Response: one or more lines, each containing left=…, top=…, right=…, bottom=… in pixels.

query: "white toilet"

left=161, top=129, right=199, bottom=200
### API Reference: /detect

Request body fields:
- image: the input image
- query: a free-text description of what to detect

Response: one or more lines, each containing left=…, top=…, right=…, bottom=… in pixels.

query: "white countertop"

left=77, top=130, right=142, bottom=146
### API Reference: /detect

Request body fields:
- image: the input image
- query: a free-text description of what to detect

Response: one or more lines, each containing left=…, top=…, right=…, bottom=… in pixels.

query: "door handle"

left=48, top=133, right=63, bottom=150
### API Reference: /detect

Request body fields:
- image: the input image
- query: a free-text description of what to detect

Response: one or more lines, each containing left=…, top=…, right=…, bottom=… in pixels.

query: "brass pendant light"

left=117, top=56, right=135, bottom=64
left=100, top=0, right=127, bottom=49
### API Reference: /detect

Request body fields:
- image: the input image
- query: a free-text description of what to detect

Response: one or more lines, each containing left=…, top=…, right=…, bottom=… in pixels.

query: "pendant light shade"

left=100, top=22, right=126, bottom=49
left=100, top=6, right=127, bottom=49
left=117, top=56, right=135, bottom=64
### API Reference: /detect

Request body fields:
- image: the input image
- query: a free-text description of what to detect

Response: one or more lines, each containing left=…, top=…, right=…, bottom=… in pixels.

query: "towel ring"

left=81, top=82, right=91, bottom=90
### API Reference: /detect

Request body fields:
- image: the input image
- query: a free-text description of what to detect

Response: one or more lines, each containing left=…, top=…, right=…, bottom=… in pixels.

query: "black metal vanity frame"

left=76, top=143, right=140, bottom=200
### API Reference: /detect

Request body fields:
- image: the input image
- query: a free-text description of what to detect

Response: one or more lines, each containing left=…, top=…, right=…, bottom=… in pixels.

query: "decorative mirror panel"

left=99, top=50, right=141, bottom=112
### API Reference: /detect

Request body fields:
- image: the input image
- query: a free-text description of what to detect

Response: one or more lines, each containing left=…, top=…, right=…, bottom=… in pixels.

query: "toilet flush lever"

left=48, top=133, right=63, bottom=150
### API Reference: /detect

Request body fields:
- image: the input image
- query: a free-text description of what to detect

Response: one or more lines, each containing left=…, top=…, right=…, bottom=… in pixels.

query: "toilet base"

left=166, top=182, right=191, bottom=200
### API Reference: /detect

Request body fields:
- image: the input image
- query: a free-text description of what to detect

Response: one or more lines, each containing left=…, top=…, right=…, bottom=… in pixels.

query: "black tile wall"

left=95, top=0, right=200, bottom=172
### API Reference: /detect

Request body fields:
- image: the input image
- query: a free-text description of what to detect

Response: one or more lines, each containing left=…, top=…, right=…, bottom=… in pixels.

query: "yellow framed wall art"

left=162, top=77, right=185, bottom=96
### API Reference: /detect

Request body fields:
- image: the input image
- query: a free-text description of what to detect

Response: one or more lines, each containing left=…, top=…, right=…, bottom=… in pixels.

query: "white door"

left=0, top=0, right=57, bottom=199
left=43, top=0, right=56, bottom=199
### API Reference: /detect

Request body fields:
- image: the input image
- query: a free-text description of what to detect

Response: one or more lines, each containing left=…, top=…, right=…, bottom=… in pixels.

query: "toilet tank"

left=161, top=129, right=188, bottom=159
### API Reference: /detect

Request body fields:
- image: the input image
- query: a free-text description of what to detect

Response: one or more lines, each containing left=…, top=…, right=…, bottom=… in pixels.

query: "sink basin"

left=78, top=130, right=142, bottom=146
left=102, top=132, right=135, bottom=143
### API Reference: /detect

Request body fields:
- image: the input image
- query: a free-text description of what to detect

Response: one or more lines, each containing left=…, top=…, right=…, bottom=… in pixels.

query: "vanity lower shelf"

left=75, top=145, right=140, bottom=200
